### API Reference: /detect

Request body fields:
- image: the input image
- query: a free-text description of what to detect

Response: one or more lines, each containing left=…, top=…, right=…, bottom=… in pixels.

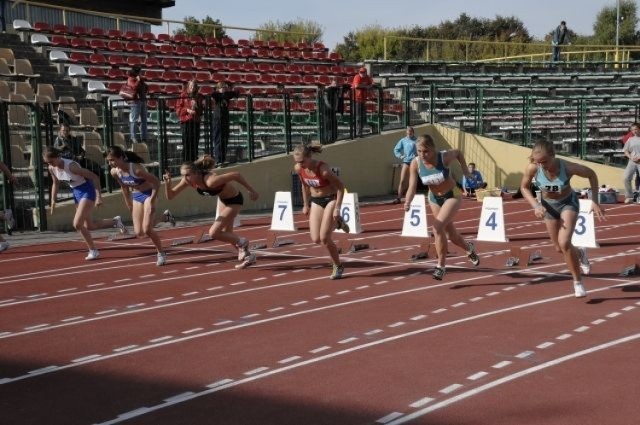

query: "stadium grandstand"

left=0, top=0, right=633, bottom=233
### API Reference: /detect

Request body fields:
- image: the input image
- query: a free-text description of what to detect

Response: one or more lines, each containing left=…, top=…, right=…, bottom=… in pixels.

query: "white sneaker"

left=578, top=247, right=591, bottom=275
left=237, top=237, right=249, bottom=261
left=3, top=209, right=15, bottom=230
left=573, top=281, right=587, bottom=298
left=113, top=216, right=127, bottom=234
left=235, top=254, right=256, bottom=269
left=156, top=252, right=167, bottom=266
left=85, top=249, right=100, bottom=260
left=0, top=241, right=8, bottom=252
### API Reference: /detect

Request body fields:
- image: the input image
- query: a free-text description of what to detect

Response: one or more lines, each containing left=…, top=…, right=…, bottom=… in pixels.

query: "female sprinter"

left=520, top=140, right=605, bottom=298
left=44, top=147, right=126, bottom=260
left=163, top=156, right=259, bottom=268
left=293, top=144, right=348, bottom=279
left=404, top=134, right=480, bottom=280
left=106, top=146, right=167, bottom=266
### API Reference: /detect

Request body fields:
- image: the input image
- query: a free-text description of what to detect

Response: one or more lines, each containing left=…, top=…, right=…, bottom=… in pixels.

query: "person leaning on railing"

left=175, top=79, right=204, bottom=162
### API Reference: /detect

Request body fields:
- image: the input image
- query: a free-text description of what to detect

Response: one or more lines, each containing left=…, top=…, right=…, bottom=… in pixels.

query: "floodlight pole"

left=615, top=0, right=620, bottom=64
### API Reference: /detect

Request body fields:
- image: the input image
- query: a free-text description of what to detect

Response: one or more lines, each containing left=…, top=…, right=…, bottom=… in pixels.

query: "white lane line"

left=574, top=326, right=590, bottom=333
left=163, top=392, right=195, bottom=403
left=162, top=270, right=178, bottom=274
left=244, top=367, right=269, bottom=376
left=364, top=329, right=383, bottom=336
left=502, top=287, right=516, bottom=291
left=515, top=351, right=534, bottom=359
left=337, top=290, right=351, bottom=295
left=154, top=297, right=174, bottom=302
left=230, top=281, right=245, bottom=286
left=126, top=303, right=145, bottom=309
left=72, top=354, right=101, bottom=363
left=87, top=283, right=105, bottom=287
left=213, top=320, right=233, bottom=326
left=591, top=319, right=606, bottom=325
left=114, top=279, right=131, bottom=283
left=95, top=309, right=117, bottom=315
left=149, top=336, right=173, bottom=343
left=241, top=314, right=260, bottom=319
left=185, top=266, right=200, bottom=270
left=374, top=280, right=389, bottom=285
left=439, top=384, right=463, bottom=394
left=556, top=334, right=572, bottom=340
left=470, top=297, right=484, bottom=302
left=182, top=291, right=199, bottom=297
left=409, top=396, right=435, bottom=408
left=293, top=269, right=306, bottom=273
left=310, top=346, right=331, bottom=354
left=0, top=332, right=11, bottom=337
left=206, top=286, right=223, bottom=291
left=57, top=287, right=78, bottom=293
left=113, top=345, right=138, bottom=352
left=206, top=379, right=233, bottom=388
left=388, top=322, right=405, bottom=328
left=182, top=328, right=204, bottom=335
left=24, top=324, right=49, bottom=330
left=452, top=302, right=466, bottom=308
left=116, top=407, right=151, bottom=420
left=486, top=292, right=500, bottom=296
left=392, top=277, right=404, bottom=281
left=0, top=299, right=16, bottom=304
left=622, top=306, right=636, bottom=311
left=492, top=361, right=512, bottom=369
left=139, top=274, right=155, bottom=278
left=467, top=371, right=489, bottom=381
left=536, top=342, right=555, bottom=349
left=278, top=356, right=302, bottom=364
left=61, top=316, right=84, bottom=322
left=28, top=366, right=58, bottom=374
left=338, top=337, right=358, bottom=344
left=314, top=295, right=331, bottom=300
left=410, top=315, right=427, bottom=321
left=272, top=273, right=287, bottom=277
left=376, top=412, right=405, bottom=423
left=386, top=332, right=640, bottom=424
left=356, top=285, right=370, bottom=290
left=432, top=309, right=447, bottom=314
left=252, top=277, right=267, bottom=282
left=607, top=312, right=622, bottom=318
left=27, top=293, right=47, bottom=298
left=267, top=307, right=285, bottom=312
left=291, top=301, right=308, bottom=306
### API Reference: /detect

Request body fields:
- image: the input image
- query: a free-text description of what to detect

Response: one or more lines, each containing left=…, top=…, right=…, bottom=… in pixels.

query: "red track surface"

left=1, top=198, right=639, bottom=425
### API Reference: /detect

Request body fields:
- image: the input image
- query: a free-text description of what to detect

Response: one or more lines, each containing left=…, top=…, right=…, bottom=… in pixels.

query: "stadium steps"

left=0, top=33, right=87, bottom=100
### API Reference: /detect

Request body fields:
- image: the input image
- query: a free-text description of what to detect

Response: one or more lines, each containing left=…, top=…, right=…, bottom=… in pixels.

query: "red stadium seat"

left=273, top=74, right=288, bottom=85
left=192, top=46, right=207, bottom=57
left=69, top=52, right=89, bottom=63
left=33, top=22, right=50, bottom=32
left=270, top=49, right=285, bottom=60
left=283, top=41, right=296, bottom=50
left=125, top=42, right=143, bottom=53
left=244, top=74, right=259, bottom=84
left=144, top=57, right=160, bottom=68
left=107, top=68, right=126, bottom=79
left=259, top=74, right=275, bottom=85
left=89, top=39, right=107, bottom=50
left=189, top=35, right=205, bottom=45
left=195, top=71, right=211, bottom=83
left=162, top=70, right=178, bottom=82
left=178, top=58, right=194, bottom=69
left=141, top=32, right=156, bottom=42
left=287, top=74, right=302, bottom=85
left=87, top=67, right=106, bottom=78
left=175, top=45, right=191, bottom=56
left=51, top=35, right=70, bottom=47
left=257, top=63, right=273, bottom=73
left=89, top=27, right=105, bottom=38
left=142, top=43, right=157, bottom=54
left=223, top=47, right=240, bottom=58
left=221, top=37, right=236, bottom=47
left=178, top=71, right=194, bottom=82
left=237, top=39, right=251, bottom=48
left=207, top=47, right=223, bottom=57
left=227, top=62, right=243, bottom=72
left=227, top=73, right=243, bottom=84
left=165, top=84, right=181, bottom=95
left=268, top=40, right=281, bottom=50
left=329, top=52, right=342, bottom=62
left=52, top=24, right=69, bottom=34
left=210, top=61, right=226, bottom=72
left=89, top=53, right=107, bottom=65
left=316, top=75, right=331, bottom=86
left=159, top=44, right=175, bottom=55
left=287, top=63, right=301, bottom=74
left=71, top=26, right=88, bottom=37
left=297, top=41, right=311, bottom=51
left=314, top=51, right=328, bottom=61
left=107, top=40, right=125, bottom=51
left=161, top=57, right=178, bottom=69
left=205, top=36, right=220, bottom=47
left=252, top=40, right=265, bottom=49
left=240, top=47, right=254, bottom=59
left=210, top=73, right=225, bottom=84
left=272, top=63, right=287, bottom=73
left=107, top=29, right=122, bottom=39
left=313, top=42, right=326, bottom=52
left=199, top=85, right=213, bottom=96
left=286, top=50, right=301, bottom=60
left=301, top=64, right=315, bottom=74
left=256, top=48, right=270, bottom=59
left=126, top=55, right=144, bottom=67
left=107, top=55, right=127, bottom=67
left=123, top=31, right=141, bottom=41
left=302, top=75, right=317, bottom=85
left=173, top=34, right=188, bottom=44
left=143, top=69, right=162, bottom=81
left=194, top=60, right=209, bottom=70
left=70, top=38, right=89, bottom=49
left=157, top=33, right=171, bottom=43
left=302, top=51, right=314, bottom=61
left=243, top=62, right=257, bottom=72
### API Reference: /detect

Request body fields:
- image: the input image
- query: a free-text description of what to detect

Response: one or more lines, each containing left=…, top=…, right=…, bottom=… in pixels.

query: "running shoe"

left=335, top=215, right=350, bottom=233
left=237, top=237, right=250, bottom=261
left=85, top=249, right=100, bottom=261
left=578, top=247, right=591, bottom=275
left=573, top=281, right=587, bottom=298
left=432, top=266, right=446, bottom=280
left=156, top=252, right=167, bottom=266
left=467, top=242, right=480, bottom=266
left=330, top=263, right=345, bottom=280
left=235, top=254, right=256, bottom=269
left=113, top=216, right=127, bottom=234
left=163, top=209, right=176, bottom=227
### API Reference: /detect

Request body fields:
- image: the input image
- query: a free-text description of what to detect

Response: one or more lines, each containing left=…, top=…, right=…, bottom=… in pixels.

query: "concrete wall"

left=45, top=124, right=624, bottom=231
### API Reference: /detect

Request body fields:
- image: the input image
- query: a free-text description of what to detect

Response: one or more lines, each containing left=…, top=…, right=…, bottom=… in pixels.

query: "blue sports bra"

left=534, top=159, right=571, bottom=193
left=416, top=151, right=450, bottom=186
left=117, top=163, right=146, bottom=187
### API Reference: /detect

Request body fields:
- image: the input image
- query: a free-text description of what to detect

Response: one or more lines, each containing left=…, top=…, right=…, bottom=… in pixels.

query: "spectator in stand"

left=0, top=0, right=8, bottom=33
left=351, top=66, right=374, bottom=137
left=462, top=162, right=488, bottom=197
left=392, top=126, right=417, bottom=203
left=211, top=82, right=239, bottom=165
left=44, top=147, right=127, bottom=261
left=54, top=123, right=85, bottom=162
left=551, top=21, right=571, bottom=64
left=127, top=66, right=148, bottom=144
left=622, top=122, right=640, bottom=203
left=0, top=160, right=16, bottom=252
left=321, top=77, right=350, bottom=144
left=176, top=79, right=203, bottom=162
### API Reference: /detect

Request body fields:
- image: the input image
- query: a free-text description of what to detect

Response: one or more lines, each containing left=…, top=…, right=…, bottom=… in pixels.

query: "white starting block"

left=505, top=246, right=543, bottom=267
left=171, top=230, right=213, bottom=246
left=335, top=191, right=362, bottom=234
left=477, top=195, right=508, bottom=243
left=252, top=191, right=298, bottom=250
left=401, top=194, right=432, bottom=259
left=571, top=199, right=599, bottom=248
left=107, top=233, right=137, bottom=241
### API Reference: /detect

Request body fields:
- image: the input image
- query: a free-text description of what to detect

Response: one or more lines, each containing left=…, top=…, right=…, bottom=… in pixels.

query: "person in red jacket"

left=175, top=79, right=203, bottom=162
left=351, top=67, right=374, bottom=137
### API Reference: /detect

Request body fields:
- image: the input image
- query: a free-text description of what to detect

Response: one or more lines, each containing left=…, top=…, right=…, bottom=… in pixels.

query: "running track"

left=1, top=197, right=639, bottom=425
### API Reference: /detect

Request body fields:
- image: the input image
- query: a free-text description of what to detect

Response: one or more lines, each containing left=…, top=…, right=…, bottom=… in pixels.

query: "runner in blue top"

left=520, top=140, right=605, bottom=298
left=392, top=126, right=417, bottom=203
left=45, top=147, right=127, bottom=260
left=106, top=146, right=167, bottom=266
left=404, top=134, right=480, bottom=280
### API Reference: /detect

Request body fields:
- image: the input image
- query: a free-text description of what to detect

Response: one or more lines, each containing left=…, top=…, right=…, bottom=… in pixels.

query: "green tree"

left=592, top=0, right=638, bottom=46
left=254, top=18, right=323, bottom=44
left=174, top=16, right=227, bottom=39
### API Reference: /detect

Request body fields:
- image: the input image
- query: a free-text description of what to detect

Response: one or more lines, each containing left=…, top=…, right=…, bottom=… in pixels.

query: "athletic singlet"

left=50, top=158, right=86, bottom=188
left=416, top=151, right=450, bottom=186
left=297, top=161, right=331, bottom=188
left=534, top=159, right=571, bottom=193
left=195, top=185, right=223, bottom=196
left=117, top=162, right=146, bottom=187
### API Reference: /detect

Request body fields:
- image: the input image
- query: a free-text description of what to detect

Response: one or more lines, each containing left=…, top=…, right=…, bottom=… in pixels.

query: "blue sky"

left=160, top=0, right=623, bottom=49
